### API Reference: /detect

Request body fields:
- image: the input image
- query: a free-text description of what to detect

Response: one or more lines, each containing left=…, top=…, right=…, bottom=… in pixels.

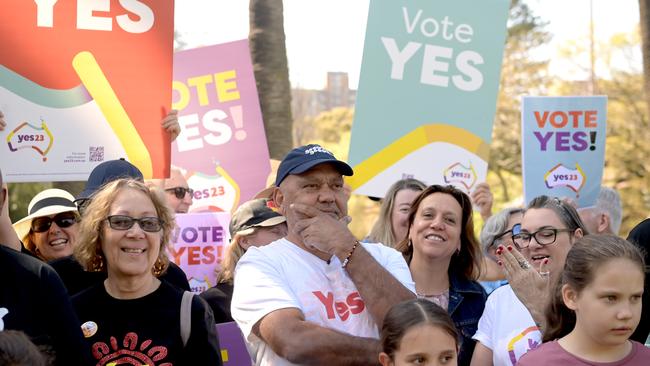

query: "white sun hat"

left=12, top=188, right=78, bottom=241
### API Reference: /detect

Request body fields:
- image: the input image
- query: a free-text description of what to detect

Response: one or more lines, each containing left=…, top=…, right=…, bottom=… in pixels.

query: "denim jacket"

left=448, top=271, right=487, bottom=366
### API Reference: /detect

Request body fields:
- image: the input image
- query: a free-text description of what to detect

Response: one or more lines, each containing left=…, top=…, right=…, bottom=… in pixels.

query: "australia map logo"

left=443, top=162, right=477, bottom=191
left=6, top=119, right=54, bottom=161
left=544, top=163, right=586, bottom=197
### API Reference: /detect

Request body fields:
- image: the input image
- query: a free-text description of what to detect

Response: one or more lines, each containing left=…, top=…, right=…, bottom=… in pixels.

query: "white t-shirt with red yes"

left=232, top=238, right=415, bottom=366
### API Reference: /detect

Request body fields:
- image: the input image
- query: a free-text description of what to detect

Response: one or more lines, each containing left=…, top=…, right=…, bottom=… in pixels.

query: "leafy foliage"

left=488, top=0, right=551, bottom=204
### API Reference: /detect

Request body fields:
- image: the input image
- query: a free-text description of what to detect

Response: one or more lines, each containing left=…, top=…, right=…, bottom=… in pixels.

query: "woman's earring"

left=92, top=254, right=105, bottom=272
left=152, top=258, right=165, bottom=276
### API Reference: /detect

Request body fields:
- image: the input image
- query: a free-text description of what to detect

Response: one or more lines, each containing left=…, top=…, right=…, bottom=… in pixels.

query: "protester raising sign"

left=172, top=41, right=271, bottom=213
left=0, top=0, right=174, bottom=182
left=348, top=0, right=509, bottom=197
left=522, top=96, right=607, bottom=207
left=168, top=212, right=231, bottom=294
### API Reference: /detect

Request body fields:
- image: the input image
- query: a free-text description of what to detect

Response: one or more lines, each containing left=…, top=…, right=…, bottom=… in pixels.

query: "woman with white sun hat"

left=13, top=188, right=79, bottom=261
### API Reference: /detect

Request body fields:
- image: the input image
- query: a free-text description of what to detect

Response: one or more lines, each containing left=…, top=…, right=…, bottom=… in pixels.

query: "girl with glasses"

left=518, top=235, right=650, bottom=365
left=471, top=195, right=589, bottom=366
left=12, top=189, right=79, bottom=261
left=72, top=179, right=222, bottom=365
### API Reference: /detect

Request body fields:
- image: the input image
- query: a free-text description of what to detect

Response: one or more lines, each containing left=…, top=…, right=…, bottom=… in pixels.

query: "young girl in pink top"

left=518, top=234, right=650, bottom=365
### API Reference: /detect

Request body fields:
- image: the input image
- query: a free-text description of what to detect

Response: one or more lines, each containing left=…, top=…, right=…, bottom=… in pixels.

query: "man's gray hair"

left=596, top=187, right=622, bottom=235
left=479, top=207, right=523, bottom=252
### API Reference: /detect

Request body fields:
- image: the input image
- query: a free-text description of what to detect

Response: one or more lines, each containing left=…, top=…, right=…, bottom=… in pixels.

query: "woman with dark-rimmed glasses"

left=471, top=195, right=589, bottom=366
left=72, top=179, right=221, bottom=365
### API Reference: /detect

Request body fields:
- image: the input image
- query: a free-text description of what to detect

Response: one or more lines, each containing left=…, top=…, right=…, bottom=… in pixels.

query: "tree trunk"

left=249, top=0, right=294, bottom=159
left=495, top=169, right=510, bottom=203
left=639, top=0, right=650, bottom=119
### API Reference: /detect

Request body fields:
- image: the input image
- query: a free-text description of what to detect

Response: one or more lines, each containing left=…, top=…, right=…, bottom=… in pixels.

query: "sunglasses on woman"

left=106, top=215, right=164, bottom=232
left=165, top=187, right=194, bottom=200
left=31, top=212, right=78, bottom=233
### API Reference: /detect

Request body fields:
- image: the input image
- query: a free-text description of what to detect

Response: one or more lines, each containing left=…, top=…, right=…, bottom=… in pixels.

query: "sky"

left=175, top=0, right=641, bottom=90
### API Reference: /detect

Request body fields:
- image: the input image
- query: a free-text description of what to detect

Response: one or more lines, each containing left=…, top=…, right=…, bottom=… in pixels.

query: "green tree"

left=639, top=0, right=650, bottom=116
left=249, top=0, right=294, bottom=159
left=488, top=0, right=551, bottom=205
left=553, top=29, right=648, bottom=235
left=7, top=182, right=52, bottom=222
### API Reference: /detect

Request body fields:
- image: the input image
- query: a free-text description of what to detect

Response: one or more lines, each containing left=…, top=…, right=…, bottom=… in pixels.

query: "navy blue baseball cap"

left=78, top=158, right=144, bottom=199
left=275, top=144, right=353, bottom=186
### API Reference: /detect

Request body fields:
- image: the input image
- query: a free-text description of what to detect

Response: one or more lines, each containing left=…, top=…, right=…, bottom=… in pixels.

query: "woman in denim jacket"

left=396, top=185, right=487, bottom=366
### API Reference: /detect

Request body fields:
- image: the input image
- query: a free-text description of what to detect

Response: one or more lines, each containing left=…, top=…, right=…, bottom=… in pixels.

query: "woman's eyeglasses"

left=512, top=227, right=574, bottom=249
left=165, top=187, right=194, bottom=199
left=491, top=223, right=521, bottom=247
left=31, top=212, right=78, bottom=233
left=106, top=215, right=163, bottom=232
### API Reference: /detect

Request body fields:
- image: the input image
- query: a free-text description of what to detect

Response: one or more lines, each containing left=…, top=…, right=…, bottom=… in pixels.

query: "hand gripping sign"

left=0, top=1, right=174, bottom=182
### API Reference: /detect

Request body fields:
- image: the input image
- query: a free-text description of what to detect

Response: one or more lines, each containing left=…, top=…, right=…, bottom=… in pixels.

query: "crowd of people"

left=1, top=104, right=649, bottom=365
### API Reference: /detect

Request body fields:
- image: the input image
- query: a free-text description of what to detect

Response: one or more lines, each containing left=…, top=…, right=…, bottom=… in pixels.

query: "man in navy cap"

left=232, top=144, right=415, bottom=365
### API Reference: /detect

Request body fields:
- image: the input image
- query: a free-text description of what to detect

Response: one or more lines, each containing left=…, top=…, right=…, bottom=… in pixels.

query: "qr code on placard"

left=89, top=146, right=104, bottom=162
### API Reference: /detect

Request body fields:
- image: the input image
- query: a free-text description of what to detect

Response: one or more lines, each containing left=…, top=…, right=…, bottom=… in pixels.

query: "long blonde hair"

left=367, top=178, right=426, bottom=247
left=217, top=233, right=249, bottom=285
